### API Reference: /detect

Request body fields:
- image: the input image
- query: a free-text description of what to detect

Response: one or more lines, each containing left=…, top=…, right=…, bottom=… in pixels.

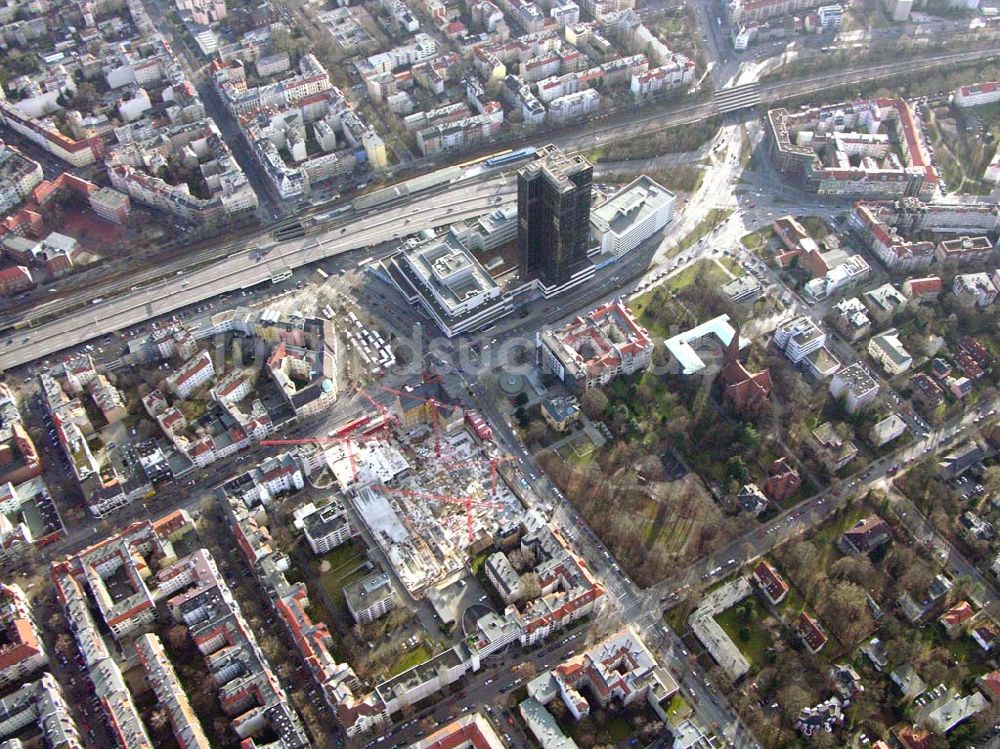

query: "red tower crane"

left=441, top=454, right=515, bottom=496
left=374, top=485, right=503, bottom=542
left=260, top=437, right=359, bottom=483
left=377, top=384, right=459, bottom=458
left=354, top=386, right=398, bottom=431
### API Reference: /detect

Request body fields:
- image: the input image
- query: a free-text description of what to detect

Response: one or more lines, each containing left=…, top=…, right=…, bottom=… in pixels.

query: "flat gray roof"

left=591, top=176, right=675, bottom=238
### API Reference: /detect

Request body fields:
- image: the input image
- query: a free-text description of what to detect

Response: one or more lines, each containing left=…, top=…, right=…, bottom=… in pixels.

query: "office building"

left=590, top=176, right=675, bottom=257
left=773, top=315, right=826, bottom=363
left=518, top=145, right=593, bottom=287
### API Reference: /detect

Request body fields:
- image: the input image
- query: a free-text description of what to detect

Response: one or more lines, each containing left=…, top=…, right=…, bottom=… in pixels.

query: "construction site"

left=277, top=377, right=531, bottom=596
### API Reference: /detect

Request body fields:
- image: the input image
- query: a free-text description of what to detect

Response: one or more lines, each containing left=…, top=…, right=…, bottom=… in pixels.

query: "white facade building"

left=165, top=351, right=214, bottom=399
left=868, top=329, right=912, bottom=376
left=829, top=362, right=879, bottom=414
left=344, top=572, right=393, bottom=624
left=954, top=82, right=1000, bottom=108
left=590, top=176, right=675, bottom=257
left=773, top=315, right=826, bottom=363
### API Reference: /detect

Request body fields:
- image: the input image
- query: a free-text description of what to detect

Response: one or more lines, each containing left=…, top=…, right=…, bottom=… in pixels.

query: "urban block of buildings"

left=767, top=98, right=938, bottom=199
left=537, top=301, right=654, bottom=390
left=522, top=627, right=678, bottom=747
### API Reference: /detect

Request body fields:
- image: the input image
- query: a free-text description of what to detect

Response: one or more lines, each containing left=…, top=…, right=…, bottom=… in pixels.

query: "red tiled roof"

left=417, top=717, right=501, bottom=749
left=895, top=724, right=932, bottom=749
left=941, top=600, right=974, bottom=627
left=959, top=81, right=999, bottom=97
left=904, top=277, right=942, bottom=297
left=796, top=611, right=827, bottom=651
left=0, top=619, right=43, bottom=671
left=0, top=266, right=31, bottom=282
left=980, top=670, right=1000, bottom=700
left=752, top=561, right=788, bottom=602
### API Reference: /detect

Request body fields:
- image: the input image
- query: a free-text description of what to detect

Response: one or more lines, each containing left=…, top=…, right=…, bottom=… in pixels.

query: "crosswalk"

left=714, top=83, right=762, bottom=114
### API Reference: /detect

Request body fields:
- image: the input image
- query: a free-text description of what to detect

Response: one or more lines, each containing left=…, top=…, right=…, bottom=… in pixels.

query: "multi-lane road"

left=0, top=178, right=515, bottom=370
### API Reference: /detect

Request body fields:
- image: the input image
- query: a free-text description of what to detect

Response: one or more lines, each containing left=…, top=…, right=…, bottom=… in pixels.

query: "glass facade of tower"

left=517, top=147, right=593, bottom=287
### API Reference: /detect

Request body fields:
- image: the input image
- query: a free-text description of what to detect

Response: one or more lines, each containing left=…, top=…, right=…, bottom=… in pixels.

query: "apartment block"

left=344, top=572, right=394, bottom=624
left=524, top=627, right=676, bottom=741
left=768, top=99, right=936, bottom=199
left=163, top=548, right=310, bottom=748
left=134, top=633, right=211, bottom=749
left=0, top=142, right=43, bottom=214
left=52, top=569, right=152, bottom=749
left=902, top=276, right=942, bottom=304
left=863, top=283, right=907, bottom=325
left=868, top=329, right=913, bottom=376
left=0, top=673, right=83, bottom=749
left=485, top=551, right=525, bottom=603
left=0, top=583, right=47, bottom=688
left=831, top=298, right=871, bottom=342
left=829, top=362, right=879, bottom=414
left=166, top=351, right=215, bottom=400
left=953, top=273, right=998, bottom=307
left=936, top=235, right=994, bottom=266
left=296, top=500, right=356, bottom=554
left=773, top=315, right=826, bottom=363
left=538, top=301, right=653, bottom=389
left=220, top=490, right=387, bottom=738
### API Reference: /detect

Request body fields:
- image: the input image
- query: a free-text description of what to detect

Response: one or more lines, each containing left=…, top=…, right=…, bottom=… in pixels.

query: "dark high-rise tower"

left=517, top=146, right=593, bottom=287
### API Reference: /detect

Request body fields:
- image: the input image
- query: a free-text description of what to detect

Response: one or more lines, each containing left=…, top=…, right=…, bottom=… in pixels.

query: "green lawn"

left=668, top=209, right=733, bottom=258
left=718, top=256, right=741, bottom=276
left=666, top=694, right=692, bottom=722
left=715, top=596, right=774, bottom=672
left=662, top=258, right=731, bottom=293
left=741, top=227, right=773, bottom=250
left=387, top=644, right=432, bottom=677
left=776, top=583, right=806, bottom=622
left=555, top=432, right=597, bottom=465
left=320, top=540, right=364, bottom=577
left=319, top=565, right=367, bottom=611
left=673, top=259, right=730, bottom=289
